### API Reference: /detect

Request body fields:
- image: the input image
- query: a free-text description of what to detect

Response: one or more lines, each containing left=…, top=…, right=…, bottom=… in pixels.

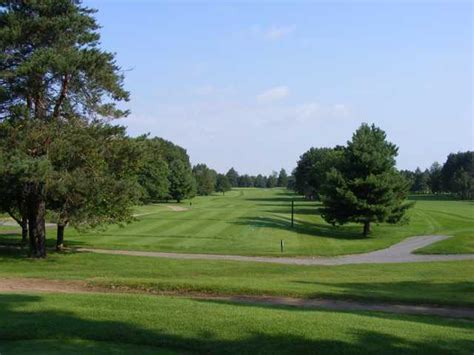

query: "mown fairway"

left=1, top=188, right=473, bottom=256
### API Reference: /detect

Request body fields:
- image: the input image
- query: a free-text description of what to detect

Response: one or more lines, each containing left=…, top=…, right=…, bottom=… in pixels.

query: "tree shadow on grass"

left=0, top=294, right=472, bottom=354
left=232, top=215, right=364, bottom=240
left=291, top=280, right=474, bottom=308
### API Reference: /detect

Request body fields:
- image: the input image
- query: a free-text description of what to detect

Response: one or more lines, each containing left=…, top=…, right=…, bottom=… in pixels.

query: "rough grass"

left=0, top=250, right=472, bottom=307
left=0, top=292, right=473, bottom=354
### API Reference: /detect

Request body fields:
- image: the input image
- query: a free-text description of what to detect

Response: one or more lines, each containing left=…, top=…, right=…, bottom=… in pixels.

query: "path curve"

left=78, top=235, right=474, bottom=265
left=1, top=278, right=472, bottom=319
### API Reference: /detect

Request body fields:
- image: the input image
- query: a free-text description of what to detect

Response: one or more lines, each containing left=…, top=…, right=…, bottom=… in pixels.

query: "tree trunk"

left=27, top=191, right=46, bottom=258
left=56, top=223, right=66, bottom=251
left=363, top=220, right=371, bottom=236
left=21, top=216, right=28, bottom=245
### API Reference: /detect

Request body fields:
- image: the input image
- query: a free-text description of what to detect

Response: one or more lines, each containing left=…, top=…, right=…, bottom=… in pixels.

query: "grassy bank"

left=0, top=292, right=472, bottom=354
left=0, top=250, right=472, bottom=306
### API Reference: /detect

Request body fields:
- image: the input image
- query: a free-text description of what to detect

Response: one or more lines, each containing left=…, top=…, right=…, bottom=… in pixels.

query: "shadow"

left=232, top=215, right=364, bottom=240
left=408, top=194, right=458, bottom=201
left=292, top=280, right=474, bottom=308
left=0, top=294, right=471, bottom=354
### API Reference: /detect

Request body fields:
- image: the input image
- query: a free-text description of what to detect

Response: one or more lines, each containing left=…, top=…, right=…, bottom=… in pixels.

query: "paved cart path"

left=0, top=278, right=472, bottom=319
left=77, top=235, right=474, bottom=265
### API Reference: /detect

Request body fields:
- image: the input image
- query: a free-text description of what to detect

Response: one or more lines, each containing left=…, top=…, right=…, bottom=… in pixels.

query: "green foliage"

left=193, top=164, right=217, bottom=196
left=266, top=171, right=278, bottom=188
left=441, top=151, right=474, bottom=199
left=134, top=137, right=170, bottom=202
left=321, top=124, right=413, bottom=235
left=168, top=160, right=194, bottom=202
left=215, top=174, right=231, bottom=194
left=0, top=0, right=129, bottom=121
left=294, top=147, right=343, bottom=199
left=277, top=169, right=288, bottom=187
left=225, top=167, right=239, bottom=187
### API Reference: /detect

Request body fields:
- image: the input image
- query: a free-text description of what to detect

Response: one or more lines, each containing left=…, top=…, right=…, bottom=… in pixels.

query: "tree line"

left=399, top=151, right=473, bottom=199
left=192, top=166, right=289, bottom=196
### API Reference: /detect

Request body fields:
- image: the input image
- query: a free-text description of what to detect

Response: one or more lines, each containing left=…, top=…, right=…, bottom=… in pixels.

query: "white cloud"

left=264, top=25, right=295, bottom=40
left=257, top=86, right=290, bottom=103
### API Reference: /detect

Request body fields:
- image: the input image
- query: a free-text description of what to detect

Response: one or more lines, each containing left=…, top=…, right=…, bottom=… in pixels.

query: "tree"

left=0, top=1, right=129, bottom=257
left=168, top=160, right=194, bottom=202
left=320, top=124, right=413, bottom=236
left=254, top=174, right=266, bottom=188
left=428, top=162, right=443, bottom=194
left=294, top=147, right=343, bottom=200
left=193, top=164, right=217, bottom=196
left=226, top=168, right=239, bottom=188
left=441, top=151, right=474, bottom=199
left=277, top=169, right=288, bottom=187
left=412, top=168, right=430, bottom=194
left=46, top=120, right=141, bottom=250
left=452, top=169, right=474, bottom=200
left=135, top=137, right=170, bottom=203
left=266, top=171, right=278, bottom=188
left=216, top=174, right=231, bottom=195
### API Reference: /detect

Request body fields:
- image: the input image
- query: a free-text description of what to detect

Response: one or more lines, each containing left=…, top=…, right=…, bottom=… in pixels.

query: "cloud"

left=264, top=25, right=295, bottom=40
left=257, top=86, right=290, bottom=103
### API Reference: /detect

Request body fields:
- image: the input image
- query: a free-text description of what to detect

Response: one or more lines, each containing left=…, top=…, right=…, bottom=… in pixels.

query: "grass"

left=1, top=188, right=472, bottom=256
left=2, top=188, right=470, bottom=256
left=0, top=292, right=473, bottom=354
left=0, top=250, right=472, bottom=306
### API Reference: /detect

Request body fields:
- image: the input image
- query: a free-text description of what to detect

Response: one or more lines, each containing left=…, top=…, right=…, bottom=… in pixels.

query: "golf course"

left=0, top=1, right=473, bottom=354
left=1, top=188, right=473, bottom=354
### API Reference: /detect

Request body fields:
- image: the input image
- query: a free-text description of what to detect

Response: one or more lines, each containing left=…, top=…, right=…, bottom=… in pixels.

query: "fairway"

left=16, top=188, right=471, bottom=256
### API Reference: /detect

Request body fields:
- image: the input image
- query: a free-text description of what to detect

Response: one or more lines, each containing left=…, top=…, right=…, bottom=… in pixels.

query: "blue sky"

left=85, top=0, right=472, bottom=175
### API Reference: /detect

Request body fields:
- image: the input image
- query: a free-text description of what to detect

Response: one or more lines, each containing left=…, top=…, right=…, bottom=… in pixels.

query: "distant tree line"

left=191, top=166, right=290, bottom=197
left=399, top=151, right=473, bottom=199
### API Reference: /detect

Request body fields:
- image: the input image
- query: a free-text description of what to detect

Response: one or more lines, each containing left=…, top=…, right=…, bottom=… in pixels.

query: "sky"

left=85, top=0, right=472, bottom=175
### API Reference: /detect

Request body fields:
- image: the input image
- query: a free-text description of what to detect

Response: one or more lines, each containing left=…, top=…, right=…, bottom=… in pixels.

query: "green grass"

left=0, top=292, right=472, bottom=354
left=0, top=250, right=472, bottom=306
left=1, top=188, right=472, bottom=256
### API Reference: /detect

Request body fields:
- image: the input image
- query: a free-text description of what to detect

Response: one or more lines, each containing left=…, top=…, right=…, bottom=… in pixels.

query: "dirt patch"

left=0, top=278, right=105, bottom=294
left=1, top=278, right=473, bottom=319
left=166, top=205, right=189, bottom=212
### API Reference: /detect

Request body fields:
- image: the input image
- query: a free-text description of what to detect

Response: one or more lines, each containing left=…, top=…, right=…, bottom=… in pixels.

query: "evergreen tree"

left=321, top=124, right=413, bottom=236
left=0, top=1, right=129, bottom=257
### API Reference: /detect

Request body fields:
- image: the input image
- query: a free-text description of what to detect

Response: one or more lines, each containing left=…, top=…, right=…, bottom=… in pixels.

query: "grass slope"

left=0, top=292, right=473, bottom=354
left=1, top=250, right=472, bottom=306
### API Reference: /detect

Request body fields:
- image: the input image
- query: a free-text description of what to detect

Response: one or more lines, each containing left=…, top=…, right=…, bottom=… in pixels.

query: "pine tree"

left=321, top=124, right=413, bottom=236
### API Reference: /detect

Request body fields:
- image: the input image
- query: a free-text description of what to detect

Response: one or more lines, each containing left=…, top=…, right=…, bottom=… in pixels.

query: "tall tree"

left=428, top=162, right=443, bottom=194
left=321, top=124, right=413, bottom=236
left=216, top=174, right=231, bottom=195
left=193, top=164, right=217, bottom=196
left=277, top=169, right=288, bottom=187
left=441, top=151, right=474, bottom=199
left=134, top=136, right=170, bottom=203
left=0, top=1, right=129, bottom=257
left=46, top=120, right=141, bottom=250
left=294, top=147, right=343, bottom=200
left=412, top=168, right=431, bottom=194
left=266, top=171, right=278, bottom=188
left=226, top=168, right=239, bottom=188
left=168, top=160, right=194, bottom=202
